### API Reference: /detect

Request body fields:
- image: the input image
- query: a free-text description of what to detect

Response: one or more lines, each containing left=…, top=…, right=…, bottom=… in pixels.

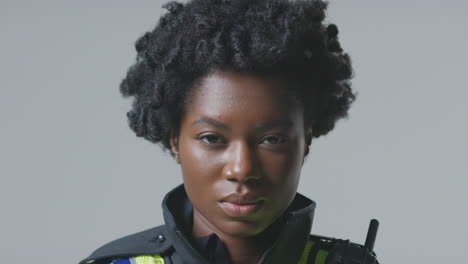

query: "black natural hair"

left=119, top=0, right=355, bottom=158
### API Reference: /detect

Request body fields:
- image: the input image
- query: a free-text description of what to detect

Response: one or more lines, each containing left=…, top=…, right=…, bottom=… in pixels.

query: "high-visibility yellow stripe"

left=297, top=240, right=316, bottom=264
left=133, top=254, right=165, bottom=264
left=314, top=249, right=329, bottom=264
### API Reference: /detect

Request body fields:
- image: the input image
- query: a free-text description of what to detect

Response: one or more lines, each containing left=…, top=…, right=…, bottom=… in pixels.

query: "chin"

left=218, top=219, right=270, bottom=238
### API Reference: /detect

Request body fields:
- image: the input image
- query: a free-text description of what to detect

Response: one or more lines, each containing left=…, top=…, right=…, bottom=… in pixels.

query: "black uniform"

left=79, top=184, right=379, bottom=264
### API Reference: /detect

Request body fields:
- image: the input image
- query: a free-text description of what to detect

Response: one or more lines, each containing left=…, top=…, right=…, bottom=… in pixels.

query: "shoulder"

left=78, top=225, right=172, bottom=264
left=306, top=234, right=380, bottom=264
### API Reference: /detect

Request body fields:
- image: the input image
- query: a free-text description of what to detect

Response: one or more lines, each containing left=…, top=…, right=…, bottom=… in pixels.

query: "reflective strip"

left=133, top=255, right=164, bottom=264
left=297, top=240, right=316, bottom=264
left=314, top=249, right=329, bottom=264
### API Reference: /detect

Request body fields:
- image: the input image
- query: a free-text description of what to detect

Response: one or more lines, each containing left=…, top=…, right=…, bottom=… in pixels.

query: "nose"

left=223, top=141, right=259, bottom=183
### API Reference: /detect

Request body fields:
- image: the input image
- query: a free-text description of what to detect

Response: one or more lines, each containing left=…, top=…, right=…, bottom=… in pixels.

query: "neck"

left=192, top=209, right=281, bottom=264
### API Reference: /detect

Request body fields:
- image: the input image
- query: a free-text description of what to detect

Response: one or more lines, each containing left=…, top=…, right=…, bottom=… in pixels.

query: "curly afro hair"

left=119, top=0, right=355, bottom=158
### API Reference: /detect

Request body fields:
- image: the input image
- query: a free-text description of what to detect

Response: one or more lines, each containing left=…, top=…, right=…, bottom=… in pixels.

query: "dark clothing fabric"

left=163, top=185, right=231, bottom=263
left=161, top=184, right=315, bottom=264
left=79, top=184, right=316, bottom=264
left=79, top=184, right=380, bottom=264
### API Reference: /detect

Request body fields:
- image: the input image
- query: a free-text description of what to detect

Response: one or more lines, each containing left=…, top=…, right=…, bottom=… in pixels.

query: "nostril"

left=227, top=175, right=261, bottom=184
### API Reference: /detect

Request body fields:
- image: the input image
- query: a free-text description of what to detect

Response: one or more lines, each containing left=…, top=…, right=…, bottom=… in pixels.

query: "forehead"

left=183, top=70, right=303, bottom=125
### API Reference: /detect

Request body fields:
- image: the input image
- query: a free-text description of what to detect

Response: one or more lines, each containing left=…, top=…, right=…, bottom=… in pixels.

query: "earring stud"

left=175, top=153, right=180, bottom=164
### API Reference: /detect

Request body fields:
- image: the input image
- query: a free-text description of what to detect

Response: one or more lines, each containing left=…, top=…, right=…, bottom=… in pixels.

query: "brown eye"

left=198, top=134, right=225, bottom=145
left=261, top=135, right=288, bottom=145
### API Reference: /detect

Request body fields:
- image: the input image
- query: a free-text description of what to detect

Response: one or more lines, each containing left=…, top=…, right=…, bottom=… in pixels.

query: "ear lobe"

left=169, top=130, right=179, bottom=155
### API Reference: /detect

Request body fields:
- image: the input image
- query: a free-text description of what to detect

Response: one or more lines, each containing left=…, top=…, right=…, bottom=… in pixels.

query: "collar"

left=162, top=184, right=316, bottom=264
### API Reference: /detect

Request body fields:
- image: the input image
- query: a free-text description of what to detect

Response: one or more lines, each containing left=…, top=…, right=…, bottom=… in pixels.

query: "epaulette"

left=78, top=225, right=172, bottom=264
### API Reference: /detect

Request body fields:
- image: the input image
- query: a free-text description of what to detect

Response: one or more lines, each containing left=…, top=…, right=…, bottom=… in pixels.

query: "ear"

left=302, top=127, right=313, bottom=164
left=169, top=130, right=180, bottom=155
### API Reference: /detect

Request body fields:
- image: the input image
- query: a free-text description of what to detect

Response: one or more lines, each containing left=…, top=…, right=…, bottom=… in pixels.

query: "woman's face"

left=170, top=70, right=312, bottom=238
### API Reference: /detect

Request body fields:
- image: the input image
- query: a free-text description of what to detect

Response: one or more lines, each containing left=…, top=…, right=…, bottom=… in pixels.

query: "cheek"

left=264, top=150, right=303, bottom=204
left=179, top=139, right=223, bottom=202
left=179, top=144, right=228, bottom=229
left=261, top=142, right=304, bottom=186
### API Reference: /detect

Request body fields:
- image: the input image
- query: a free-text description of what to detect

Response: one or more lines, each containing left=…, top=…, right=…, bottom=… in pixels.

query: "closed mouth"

left=218, top=199, right=265, bottom=217
left=219, top=192, right=264, bottom=204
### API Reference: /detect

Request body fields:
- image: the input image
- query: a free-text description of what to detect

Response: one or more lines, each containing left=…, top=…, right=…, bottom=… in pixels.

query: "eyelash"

left=198, top=134, right=224, bottom=145
left=197, top=134, right=288, bottom=146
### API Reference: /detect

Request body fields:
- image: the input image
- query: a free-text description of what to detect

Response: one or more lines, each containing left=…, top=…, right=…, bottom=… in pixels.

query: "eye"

left=198, top=133, right=225, bottom=145
left=260, top=135, right=288, bottom=145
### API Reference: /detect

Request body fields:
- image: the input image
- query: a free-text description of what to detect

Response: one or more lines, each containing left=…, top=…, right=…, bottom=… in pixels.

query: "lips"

left=218, top=193, right=265, bottom=217
left=220, top=193, right=263, bottom=204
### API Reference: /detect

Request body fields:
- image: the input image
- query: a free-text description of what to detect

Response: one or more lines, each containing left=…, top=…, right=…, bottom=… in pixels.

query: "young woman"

left=80, top=0, right=379, bottom=263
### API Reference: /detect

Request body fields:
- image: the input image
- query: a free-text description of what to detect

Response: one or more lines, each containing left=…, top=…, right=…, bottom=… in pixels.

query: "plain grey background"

left=1, top=0, right=467, bottom=263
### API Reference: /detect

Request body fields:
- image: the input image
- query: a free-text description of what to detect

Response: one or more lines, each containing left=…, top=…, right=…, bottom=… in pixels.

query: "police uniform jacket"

left=79, top=184, right=379, bottom=264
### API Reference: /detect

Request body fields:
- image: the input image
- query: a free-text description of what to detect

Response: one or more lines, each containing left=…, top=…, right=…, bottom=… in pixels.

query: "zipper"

left=256, top=247, right=272, bottom=264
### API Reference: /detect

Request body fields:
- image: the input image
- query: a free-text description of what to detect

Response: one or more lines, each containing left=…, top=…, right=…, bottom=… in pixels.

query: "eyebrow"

left=191, top=117, right=229, bottom=130
left=191, top=116, right=293, bottom=131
